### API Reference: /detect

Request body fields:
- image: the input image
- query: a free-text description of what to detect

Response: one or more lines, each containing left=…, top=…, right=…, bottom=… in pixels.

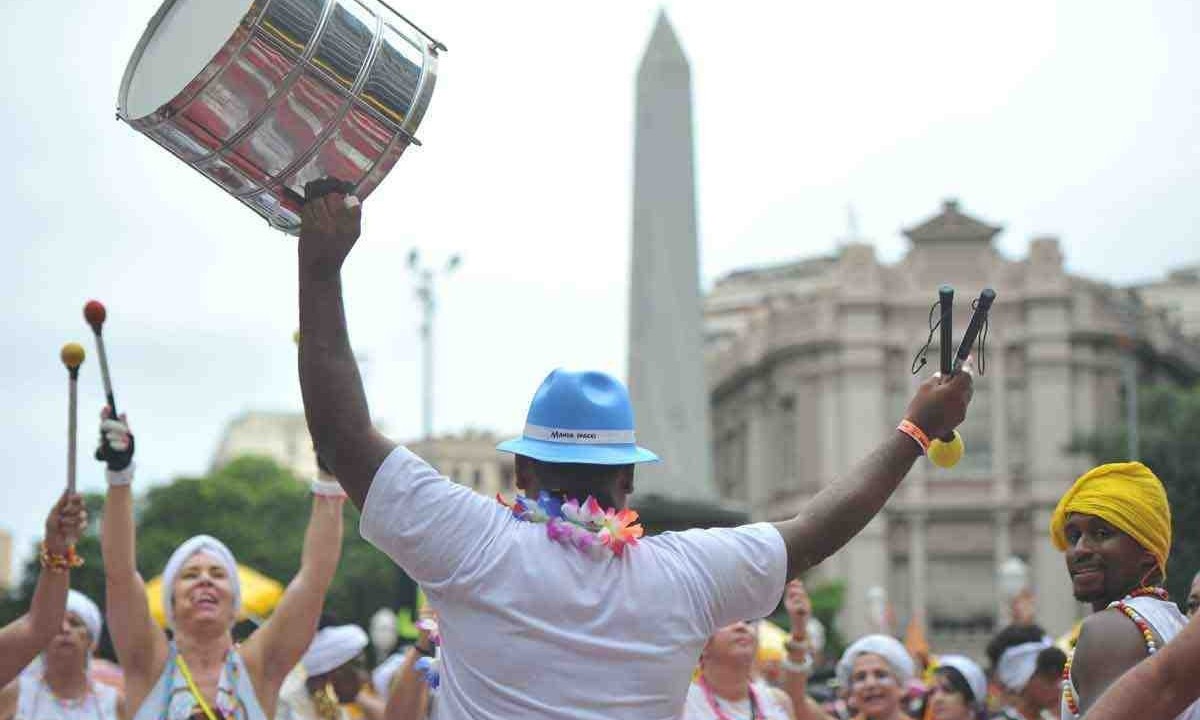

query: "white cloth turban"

left=303, top=625, right=369, bottom=677
left=66, top=590, right=102, bottom=648
left=161, top=535, right=241, bottom=628
left=938, top=654, right=987, bottom=706
left=372, top=651, right=407, bottom=696
left=996, top=638, right=1052, bottom=693
left=837, top=634, right=915, bottom=689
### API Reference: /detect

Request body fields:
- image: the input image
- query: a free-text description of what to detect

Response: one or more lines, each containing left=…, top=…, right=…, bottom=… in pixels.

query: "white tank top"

left=681, top=679, right=792, bottom=720
left=16, top=673, right=120, bottom=720
left=133, top=643, right=268, bottom=720
left=1062, top=595, right=1200, bottom=720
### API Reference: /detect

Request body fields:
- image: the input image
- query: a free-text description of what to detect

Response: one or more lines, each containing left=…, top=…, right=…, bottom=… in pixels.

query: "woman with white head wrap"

left=97, top=410, right=346, bottom=720
left=0, top=590, right=122, bottom=720
left=985, top=624, right=1067, bottom=720
left=0, top=493, right=88, bottom=687
left=836, top=635, right=914, bottom=720
left=277, top=626, right=370, bottom=720
left=927, top=654, right=986, bottom=720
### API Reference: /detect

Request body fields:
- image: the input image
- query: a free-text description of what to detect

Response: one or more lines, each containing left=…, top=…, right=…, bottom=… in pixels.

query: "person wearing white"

left=0, top=493, right=88, bottom=687
left=294, top=183, right=975, bottom=720
left=836, top=635, right=914, bottom=720
left=984, top=624, right=1065, bottom=720
left=97, top=409, right=346, bottom=720
left=0, top=591, right=121, bottom=720
left=277, top=626, right=369, bottom=720
left=681, top=619, right=796, bottom=720
left=927, top=655, right=986, bottom=720
left=1061, top=594, right=1200, bottom=720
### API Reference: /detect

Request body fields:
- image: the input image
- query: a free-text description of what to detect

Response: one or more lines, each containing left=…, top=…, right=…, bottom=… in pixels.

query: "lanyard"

left=698, top=677, right=759, bottom=720
left=175, top=655, right=220, bottom=720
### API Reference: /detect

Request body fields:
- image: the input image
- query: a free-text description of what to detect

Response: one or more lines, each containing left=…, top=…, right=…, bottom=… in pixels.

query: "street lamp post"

left=408, top=249, right=461, bottom=441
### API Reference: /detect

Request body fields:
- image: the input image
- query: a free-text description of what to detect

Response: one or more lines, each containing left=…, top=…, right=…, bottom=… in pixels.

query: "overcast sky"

left=2, top=0, right=1198, bottom=570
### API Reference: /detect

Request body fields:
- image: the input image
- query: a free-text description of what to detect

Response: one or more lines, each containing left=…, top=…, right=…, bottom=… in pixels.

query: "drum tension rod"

left=376, top=0, right=448, bottom=53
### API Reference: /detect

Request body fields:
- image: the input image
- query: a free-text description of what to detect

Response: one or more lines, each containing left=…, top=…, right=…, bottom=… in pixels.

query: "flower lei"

left=496, top=491, right=644, bottom=558
left=414, top=618, right=441, bottom=690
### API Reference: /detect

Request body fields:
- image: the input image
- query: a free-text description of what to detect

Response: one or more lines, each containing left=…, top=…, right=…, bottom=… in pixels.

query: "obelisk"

left=627, top=12, right=718, bottom=509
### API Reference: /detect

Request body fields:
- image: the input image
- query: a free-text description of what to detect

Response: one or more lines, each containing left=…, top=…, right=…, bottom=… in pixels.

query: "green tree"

left=3, top=456, right=414, bottom=661
left=1072, top=384, right=1200, bottom=604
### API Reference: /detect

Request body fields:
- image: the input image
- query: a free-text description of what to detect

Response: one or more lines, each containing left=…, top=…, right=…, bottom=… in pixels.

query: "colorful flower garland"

left=414, top=618, right=440, bottom=690
left=496, top=491, right=644, bottom=558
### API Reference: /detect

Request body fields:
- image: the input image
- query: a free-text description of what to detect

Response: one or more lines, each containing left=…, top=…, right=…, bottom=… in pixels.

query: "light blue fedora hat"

left=496, top=369, right=660, bottom=465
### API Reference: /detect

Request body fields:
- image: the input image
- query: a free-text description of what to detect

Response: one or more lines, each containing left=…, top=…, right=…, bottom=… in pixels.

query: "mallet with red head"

left=60, top=343, right=85, bottom=493
left=84, top=299, right=119, bottom=416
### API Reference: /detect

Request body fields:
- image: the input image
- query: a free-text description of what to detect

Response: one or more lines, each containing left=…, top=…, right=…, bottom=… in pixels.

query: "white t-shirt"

left=16, top=674, right=120, bottom=720
left=360, top=447, right=788, bottom=720
left=681, top=679, right=792, bottom=720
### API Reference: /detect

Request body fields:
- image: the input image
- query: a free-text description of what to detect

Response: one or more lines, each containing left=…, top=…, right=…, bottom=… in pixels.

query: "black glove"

left=95, top=412, right=135, bottom=471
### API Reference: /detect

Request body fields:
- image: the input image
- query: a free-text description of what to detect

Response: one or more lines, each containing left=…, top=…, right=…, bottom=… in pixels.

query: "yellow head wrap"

left=1049, top=462, right=1172, bottom=579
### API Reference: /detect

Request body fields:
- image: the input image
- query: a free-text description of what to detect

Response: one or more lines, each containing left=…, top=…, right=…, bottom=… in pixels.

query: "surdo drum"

left=118, top=0, right=442, bottom=233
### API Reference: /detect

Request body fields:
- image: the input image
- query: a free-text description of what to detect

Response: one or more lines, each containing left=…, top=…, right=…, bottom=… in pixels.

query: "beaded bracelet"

left=897, top=419, right=931, bottom=454
left=39, top=543, right=84, bottom=573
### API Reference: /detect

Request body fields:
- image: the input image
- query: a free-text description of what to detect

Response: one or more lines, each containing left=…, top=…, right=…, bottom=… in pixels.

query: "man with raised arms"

left=295, top=187, right=974, bottom=720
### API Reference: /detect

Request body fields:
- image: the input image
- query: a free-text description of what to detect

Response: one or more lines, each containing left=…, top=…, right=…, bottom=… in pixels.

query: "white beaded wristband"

left=311, top=478, right=347, bottom=497
left=107, top=464, right=135, bottom=487
left=780, top=655, right=814, bottom=675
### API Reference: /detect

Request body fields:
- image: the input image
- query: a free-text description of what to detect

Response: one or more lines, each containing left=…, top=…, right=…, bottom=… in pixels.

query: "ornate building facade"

left=703, top=199, right=1200, bottom=653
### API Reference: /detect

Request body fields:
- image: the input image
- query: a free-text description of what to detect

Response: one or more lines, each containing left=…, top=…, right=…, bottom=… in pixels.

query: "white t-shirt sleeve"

left=359, top=445, right=509, bottom=589
left=666, top=523, right=788, bottom=631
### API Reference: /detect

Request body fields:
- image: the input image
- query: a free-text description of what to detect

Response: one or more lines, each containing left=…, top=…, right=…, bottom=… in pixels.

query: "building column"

left=909, top=511, right=929, bottom=629
left=744, top=380, right=772, bottom=521
left=837, top=339, right=890, bottom=640
left=1026, top=301, right=1079, bottom=634
left=993, top=510, right=1012, bottom=625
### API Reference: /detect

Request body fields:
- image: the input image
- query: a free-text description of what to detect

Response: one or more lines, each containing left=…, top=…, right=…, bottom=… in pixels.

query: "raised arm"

left=0, top=491, right=87, bottom=685
left=297, top=185, right=395, bottom=509
left=779, top=580, right=834, bottom=720
left=773, top=370, right=972, bottom=579
left=242, top=490, right=344, bottom=701
left=1085, top=613, right=1200, bottom=720
left=97, top=411, right=168, bottom=704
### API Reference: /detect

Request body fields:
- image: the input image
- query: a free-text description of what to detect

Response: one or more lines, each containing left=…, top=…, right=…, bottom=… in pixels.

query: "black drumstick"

left=952, top=288, right=996, bottom=374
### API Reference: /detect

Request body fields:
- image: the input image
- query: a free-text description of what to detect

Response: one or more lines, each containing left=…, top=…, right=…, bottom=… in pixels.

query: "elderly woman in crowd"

left=97, top=410, right=345, bottom=720
left=0, top=493, right=88, bottom=686
left=0, top=590, right=122, bottom=720
left=682, top=618, right=797, bottom=720
left=984, top=625, right=1065, bottom=720
left=925, top=655, right=987, bottom=720
left=277, top=624, right=372, bottom=720
left=835, top=635, right=914, bottom=720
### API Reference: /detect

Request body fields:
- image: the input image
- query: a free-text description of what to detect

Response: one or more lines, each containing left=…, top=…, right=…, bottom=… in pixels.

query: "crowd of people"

left=2, top=185, right=1198, bottom=720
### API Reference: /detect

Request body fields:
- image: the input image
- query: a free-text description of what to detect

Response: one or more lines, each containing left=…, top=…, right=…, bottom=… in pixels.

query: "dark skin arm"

left=773, top=370, right=972, bottom=579
left=1072, top=608, right=1155, bottom=715
left=1085, top=614, right=1200, bottom=720
left=297, top=189, right=395, bottom=509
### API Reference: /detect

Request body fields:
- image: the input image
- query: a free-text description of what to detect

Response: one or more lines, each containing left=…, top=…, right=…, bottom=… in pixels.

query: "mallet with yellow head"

left=60, top=343, right=85, bottom=492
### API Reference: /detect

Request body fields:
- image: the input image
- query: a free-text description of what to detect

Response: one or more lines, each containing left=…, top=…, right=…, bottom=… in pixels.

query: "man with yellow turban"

left=1049, top=461, right=1199, bottom=720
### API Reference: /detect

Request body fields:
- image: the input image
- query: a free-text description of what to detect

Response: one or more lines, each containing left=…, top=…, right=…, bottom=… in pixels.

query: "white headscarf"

left=996, top=638, right=1052, bottom=693
left=371, top=652, right=406, bottom=696
left=65, top=590, right=102, bottom=648
left=303, top=625, right=368, bottom=677
left=938, top=654, right=988, bottom=706
left=836, top=634, right=915, bottom=689
left=161, top=535, right=241, bottom=629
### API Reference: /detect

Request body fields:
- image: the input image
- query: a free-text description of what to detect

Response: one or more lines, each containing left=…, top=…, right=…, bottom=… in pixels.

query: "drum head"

left=123, top=0, right=255, bottom=120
